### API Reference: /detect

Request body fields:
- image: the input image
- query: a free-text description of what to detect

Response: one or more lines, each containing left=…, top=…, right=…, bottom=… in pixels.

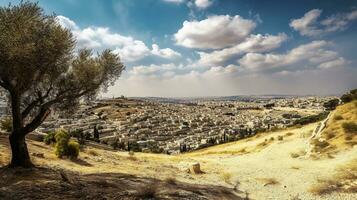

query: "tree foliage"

left=341, top=89, right=357, bottom=103
left=0, top=2, right=125, bottom=167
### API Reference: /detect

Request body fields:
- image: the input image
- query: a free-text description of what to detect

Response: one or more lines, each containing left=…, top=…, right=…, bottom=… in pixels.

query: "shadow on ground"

left=0, top=166, right=245, bottom=200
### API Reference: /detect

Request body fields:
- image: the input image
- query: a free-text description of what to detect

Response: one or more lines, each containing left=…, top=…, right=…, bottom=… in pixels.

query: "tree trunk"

left=9, top=133, right=34, bottom=168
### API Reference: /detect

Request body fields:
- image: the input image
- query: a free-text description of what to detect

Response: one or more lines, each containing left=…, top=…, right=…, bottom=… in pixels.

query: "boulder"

left=189, top=162, right=203, bottom=174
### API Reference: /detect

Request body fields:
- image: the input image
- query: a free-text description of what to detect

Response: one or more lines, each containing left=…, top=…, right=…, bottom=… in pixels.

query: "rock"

left=190, top=162, right=203, bottom=174
left=31, top=153, right=45, bottom=158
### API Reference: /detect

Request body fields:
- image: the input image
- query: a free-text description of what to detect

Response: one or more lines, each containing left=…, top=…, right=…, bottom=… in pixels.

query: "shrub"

left=278, top=136, right=283, bottom=141
left=55, top=129, right=71, bottom=158
left=294, top=112, right=329, bottom=126
left=334, top=115, right=343, bottom=121
left=67, top=141, right=80, bottom=159
left=221, top=172, right=232, bottom=184
left=312, top=139, right=330, bottom=150
left=136, top=184, right=158, bottom=199
left=43, top=131, right=56, bottom=145
left=342, top=122, right=357, bottom=134
left=0, top=117, right=12, bottom=132
left=341, top=89, right=357, bottom=103
left=290, top=152, right=300, bottom=158
left=165, top=177, right=177, bottom=185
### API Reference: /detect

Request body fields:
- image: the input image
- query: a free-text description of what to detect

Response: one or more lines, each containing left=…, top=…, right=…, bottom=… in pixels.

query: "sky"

left=1, top=0, right=357, bottom=97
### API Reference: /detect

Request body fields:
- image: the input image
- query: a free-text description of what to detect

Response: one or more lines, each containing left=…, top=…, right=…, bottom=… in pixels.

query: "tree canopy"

left=0, top=2, right=125, bottom=167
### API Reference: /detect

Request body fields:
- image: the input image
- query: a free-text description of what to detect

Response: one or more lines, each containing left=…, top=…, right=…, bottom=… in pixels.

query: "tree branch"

left=21, top=86, right=53, bottom=119
left=21, top=88, right=93, bottom=135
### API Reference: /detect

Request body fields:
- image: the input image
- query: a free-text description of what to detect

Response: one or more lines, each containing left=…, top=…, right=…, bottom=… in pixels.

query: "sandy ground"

left=1, top=120, right=357, bottom=199
left=186, top=123, right=357, bottom=200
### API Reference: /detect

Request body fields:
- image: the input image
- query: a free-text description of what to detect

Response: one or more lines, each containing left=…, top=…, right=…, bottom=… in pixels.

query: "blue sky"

left=1, top=0, right=357, bottom=97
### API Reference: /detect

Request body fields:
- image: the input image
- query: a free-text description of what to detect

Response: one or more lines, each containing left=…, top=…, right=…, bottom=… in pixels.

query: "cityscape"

left=12, top=95, right=334, bottom=154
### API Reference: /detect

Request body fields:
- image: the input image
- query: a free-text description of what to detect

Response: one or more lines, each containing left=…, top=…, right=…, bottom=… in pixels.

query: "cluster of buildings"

left=34, top=96, right=333, bottom=154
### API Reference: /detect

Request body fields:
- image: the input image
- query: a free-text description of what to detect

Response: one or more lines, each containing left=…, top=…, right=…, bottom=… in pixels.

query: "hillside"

left=0, top=102, right=357, bottom=200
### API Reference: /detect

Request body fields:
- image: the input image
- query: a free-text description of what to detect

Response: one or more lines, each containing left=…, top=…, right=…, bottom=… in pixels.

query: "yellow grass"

left=309, top=158, right=357, bottom=195
left=315, top=101, right=357, bottom=155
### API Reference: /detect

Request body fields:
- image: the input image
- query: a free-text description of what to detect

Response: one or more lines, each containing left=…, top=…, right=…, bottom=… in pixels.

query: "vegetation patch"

left=293, top=112, right=329, bottom=126
left=309, top=159, right=357, bottom=195
left=342, top=122, right=357, bottom=135
left=221, top=172, right=232, bottom=184
left=256, top=178, right=280, bottom=186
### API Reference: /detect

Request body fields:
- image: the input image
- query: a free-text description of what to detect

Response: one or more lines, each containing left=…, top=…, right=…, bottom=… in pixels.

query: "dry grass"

left=285, top=132, right=294, bottom=137
left=291, top=166, right=300, bottom=170
left=221, top=172, right=232, bottom=184
left=309, top=159, right=357, bottom=195
left=290, top=152, right=300, bottom=158
left=317, top=101, right=357, bottom=154
left=87, top=149, right=99, bottom=156
left=256, top=178, right=280, bottom=186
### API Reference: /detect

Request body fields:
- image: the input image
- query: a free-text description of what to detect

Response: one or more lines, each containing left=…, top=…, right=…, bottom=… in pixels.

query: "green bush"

left=67, top=141, right=80, bottom=159
left=54, top=129, right=71, bottom=158
left=0, top=117, right=12, bottom=132
left=294, top=112, right=329, bottom=126
left=43, top=131, right=56, bottom=145
left=53, top=129, right=80, bottom=159
left=334, top=115, right=343, bottom=121
left=341, top=89, right=357, bottom=103
left=342, top=122, right=357, bottom=135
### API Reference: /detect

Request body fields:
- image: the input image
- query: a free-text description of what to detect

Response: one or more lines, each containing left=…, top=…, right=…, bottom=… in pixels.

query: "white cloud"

left=56, top=15, right=180, bottom=62
left=174, top=15, right=256, bottom=49
left=318, top=57, right=347, bottom=69
left=151, top=44, right=181, bottom=59
left=194, top=0, right=213, bottom=9
left=290, top=9, right=357, bottom=36
left=129, top=63, right=178, bottom=76
left=162, top=0, right=184, bottom=3
left=238, top=40, right=344, bottom=72
left=197, top=33, right=288, bottom=66
left=56, top=15, right=79, bottom=30
left=163, top=0, right=213, bottom=9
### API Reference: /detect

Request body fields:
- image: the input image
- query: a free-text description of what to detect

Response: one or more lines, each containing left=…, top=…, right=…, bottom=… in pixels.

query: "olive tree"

left=0, top=2, right=124, bottom=167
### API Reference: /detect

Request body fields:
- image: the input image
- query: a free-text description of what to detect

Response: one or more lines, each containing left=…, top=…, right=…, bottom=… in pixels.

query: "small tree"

left=0, top=2, right=124, bottom=167
left=323, top=99, right=339, bottom=111
left=341, top=89, right=357, bottom=103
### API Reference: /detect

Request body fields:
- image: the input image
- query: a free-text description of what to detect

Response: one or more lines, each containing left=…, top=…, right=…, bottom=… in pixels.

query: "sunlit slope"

left=311, top=100, right=357, bottom=156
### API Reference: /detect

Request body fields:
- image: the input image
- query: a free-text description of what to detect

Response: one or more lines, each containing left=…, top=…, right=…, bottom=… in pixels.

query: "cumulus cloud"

left=318, top=57, right=347, bottom=69
left=56, top=15, right=180, bottom=62
left=197, top=33, right=288, bottom=66
left=238, top=40, right=345, bottom=72
left=129, top=63, right=179, bottom=77
left=174, top=15, right=256, bottom=49
left=194, top=0, right=213, bottom=9
left=290, top=9, right=357, bottom=36
left=151, top=44, right=181, bottom=59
